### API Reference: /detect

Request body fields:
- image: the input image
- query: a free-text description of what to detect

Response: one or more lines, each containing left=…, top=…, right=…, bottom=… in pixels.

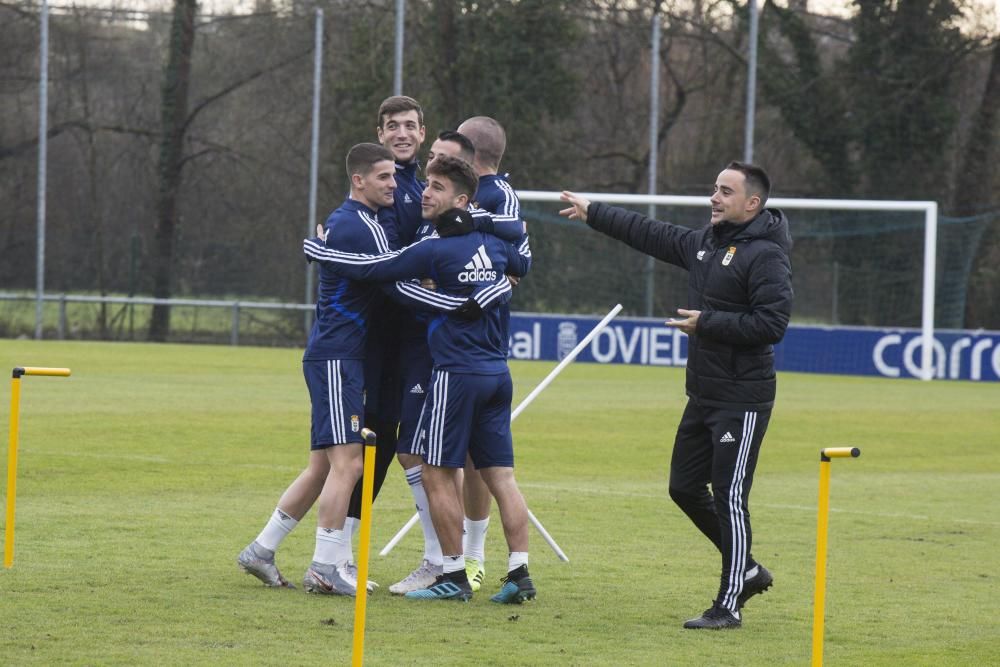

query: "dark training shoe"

left=490, top=565, right=537, bottom=604
left=738, top=564, right=773, bottom=609
left=404, top=573, right=473, bottom=601
left=683, top=603, right=742, bottom=630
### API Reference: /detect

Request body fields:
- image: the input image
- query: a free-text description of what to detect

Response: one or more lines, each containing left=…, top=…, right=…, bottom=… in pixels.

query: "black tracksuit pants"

left=668, top=398, right=771, bottom=613
left=346, top=414, right=398, bottom=521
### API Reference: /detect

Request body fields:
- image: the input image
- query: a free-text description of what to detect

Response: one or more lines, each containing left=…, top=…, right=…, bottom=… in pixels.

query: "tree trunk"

left=951, top=40, right=1000, bottom=217
left=956, top=39, right=1000, bottom=328
left=149, top=0, right=197, bottom=341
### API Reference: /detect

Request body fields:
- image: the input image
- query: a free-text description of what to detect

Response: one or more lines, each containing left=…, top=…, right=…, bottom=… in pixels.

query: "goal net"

left=513, top=191, right=960, bottom=380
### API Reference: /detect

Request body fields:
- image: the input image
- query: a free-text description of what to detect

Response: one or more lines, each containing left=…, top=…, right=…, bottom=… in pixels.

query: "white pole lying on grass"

left=379, top=304, right=625, bottom=560
left=377, top=511, right=420, bottom=558
left=510, top=303, right=624, bottom=422
left=526, top=509, right=568, bottom=562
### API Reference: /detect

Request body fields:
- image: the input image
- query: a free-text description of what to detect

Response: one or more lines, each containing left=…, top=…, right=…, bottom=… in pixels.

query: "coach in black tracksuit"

left=559, top=161, right=793, bottom=630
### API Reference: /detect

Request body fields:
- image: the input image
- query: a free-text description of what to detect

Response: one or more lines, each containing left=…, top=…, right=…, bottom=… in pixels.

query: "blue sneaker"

left=490, top=565, right=536, bottom=604
left=404, top=574, right=473, bottom=601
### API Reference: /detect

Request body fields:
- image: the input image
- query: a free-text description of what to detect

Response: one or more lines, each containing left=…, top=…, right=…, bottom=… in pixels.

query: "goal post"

left=517, top=190, right=938, bottom=381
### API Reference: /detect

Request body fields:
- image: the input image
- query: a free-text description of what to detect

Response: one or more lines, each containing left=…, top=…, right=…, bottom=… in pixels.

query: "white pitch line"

left=23, top=448, right=301, bottom=471
left=517, top=482, right=1000, bottom=527
left=759, top=503, right=1000, bottom=527
left=22, top=449, right=172, bottom=464
left=22, top=451, right=1000, bottom=528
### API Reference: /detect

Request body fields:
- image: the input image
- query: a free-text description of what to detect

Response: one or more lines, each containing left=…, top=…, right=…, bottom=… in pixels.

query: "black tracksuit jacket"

left=586, top=203, right=793, bottom=411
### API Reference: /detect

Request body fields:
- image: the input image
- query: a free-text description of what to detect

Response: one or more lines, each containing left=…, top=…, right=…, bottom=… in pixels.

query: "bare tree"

left=148, top=2, right=314, bottom=340
left=149, top=0, right=197, bottom=341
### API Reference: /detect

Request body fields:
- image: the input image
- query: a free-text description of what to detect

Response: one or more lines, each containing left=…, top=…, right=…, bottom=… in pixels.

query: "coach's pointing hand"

left=559, top=191, right=591, bottom=222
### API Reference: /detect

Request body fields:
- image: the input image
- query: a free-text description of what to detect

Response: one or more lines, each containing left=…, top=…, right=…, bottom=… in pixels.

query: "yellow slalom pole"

left=5, top=373, right=23, bottom=569
left=5, top=366, right=72, bottom=568
left=811, top=446, right=860, bottom=667
left=351, top=428, right=378, bottom=667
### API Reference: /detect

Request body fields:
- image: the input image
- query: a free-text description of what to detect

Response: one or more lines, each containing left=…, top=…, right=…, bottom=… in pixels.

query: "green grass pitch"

left=1, top=339, right=998, bottom=665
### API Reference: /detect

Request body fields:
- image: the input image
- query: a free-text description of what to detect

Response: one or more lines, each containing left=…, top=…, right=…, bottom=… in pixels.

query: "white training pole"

left=380, top=304, right=624, bottom=558
left=378, top=511, right=420, bottom=557
left=510, top=304, right=624, bottom=422
left=527, top=510, right=568, bottom=562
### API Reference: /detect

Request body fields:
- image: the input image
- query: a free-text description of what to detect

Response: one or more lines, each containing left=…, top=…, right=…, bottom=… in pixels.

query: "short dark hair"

left=437, top=130, right=476, bottom=163
left=458, top=116, right=506, bottom=171
left=377, top=95, right=423, bottom=128
left=426, top=154, right=479, bottom=200
left=346, top=143, right=394, bottom=179
left=726, top=160, right=771, bottom=208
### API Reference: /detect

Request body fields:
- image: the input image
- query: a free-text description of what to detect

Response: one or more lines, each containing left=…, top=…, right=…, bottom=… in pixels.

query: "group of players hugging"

left=238, top=96, right=537, bottom=604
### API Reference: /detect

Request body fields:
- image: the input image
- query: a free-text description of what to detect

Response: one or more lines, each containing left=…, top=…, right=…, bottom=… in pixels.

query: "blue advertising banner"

left=508, top=313, right=1000, bottom=382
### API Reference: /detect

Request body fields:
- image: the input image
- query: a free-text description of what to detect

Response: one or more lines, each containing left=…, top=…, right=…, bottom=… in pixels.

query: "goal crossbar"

left=517, top=190, right=938, bottom=381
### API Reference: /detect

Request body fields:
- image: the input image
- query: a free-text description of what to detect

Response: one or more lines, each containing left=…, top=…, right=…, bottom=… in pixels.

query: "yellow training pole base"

left=351, top=428, right=378, bottom=667
left=5, top=367, right=72, bottom=569
left=811, top=447, right=861, bottom=667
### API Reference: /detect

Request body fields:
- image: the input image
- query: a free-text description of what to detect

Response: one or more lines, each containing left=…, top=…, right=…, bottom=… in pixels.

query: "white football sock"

left=508, top=551, right=528, bottom=573
left=442, top=554, right=466, bottom=574
left=405, top=466, right=443, bottom=566
left=343, top=516, right=359, bottom=557
left=255, top=508, right=298, bottom=552
left=313, top=527, right=349, bottom=566
left=463, top=517, right=489, bottom=563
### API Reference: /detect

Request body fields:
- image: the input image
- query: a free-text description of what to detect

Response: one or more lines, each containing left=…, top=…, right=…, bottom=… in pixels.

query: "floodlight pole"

left=304, top=8, right=323, bottom=336
left=35, top=0, right=49, bottom=339
left=645, top=4, right=661, bottom=317
left=744, top=0, right=759, bottom=163
left=393, top=0, right=404, bottom=95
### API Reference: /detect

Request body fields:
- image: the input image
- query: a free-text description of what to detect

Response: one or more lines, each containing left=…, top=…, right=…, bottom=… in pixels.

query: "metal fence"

left=0, top=293, right=312, bottom=346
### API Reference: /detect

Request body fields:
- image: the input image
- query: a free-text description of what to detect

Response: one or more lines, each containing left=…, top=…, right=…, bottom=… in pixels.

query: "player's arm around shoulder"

left=302, top=219, right=409, bottom=281
left=497, top=233, right=531, bottom=277
left=386, top=277, right=471, bottom=314
left=469, top=206, right=524, bottom=242
left=358, top=235, right=437, bottom=282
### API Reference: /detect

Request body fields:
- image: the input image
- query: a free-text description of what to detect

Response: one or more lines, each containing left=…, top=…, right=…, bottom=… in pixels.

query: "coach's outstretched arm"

left=559, top=191, right=697, bottom=270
